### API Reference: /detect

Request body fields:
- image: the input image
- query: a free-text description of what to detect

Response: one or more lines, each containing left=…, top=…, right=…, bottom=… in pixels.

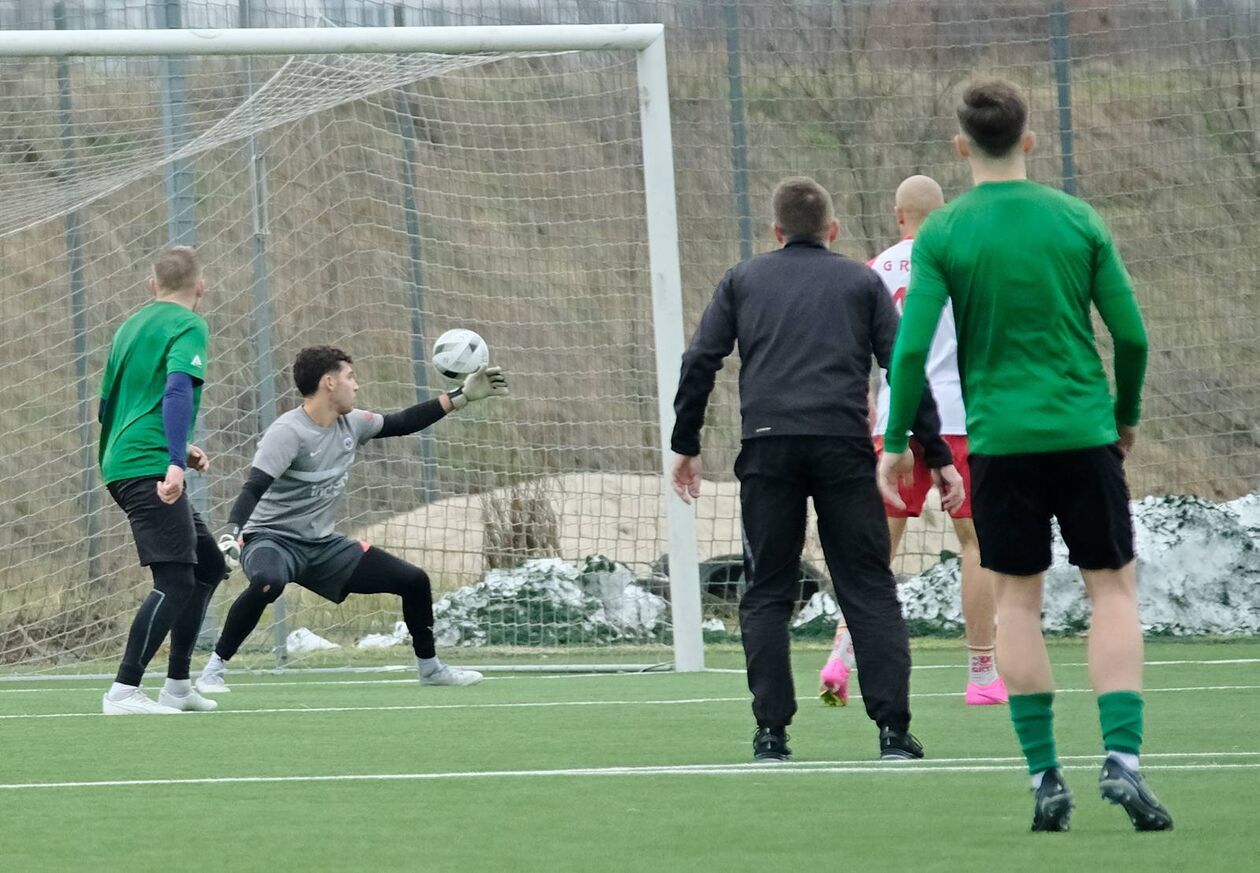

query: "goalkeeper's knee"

left=246, top=573, right=287, bottom=603
left=242, top=551, right=289, bottom=603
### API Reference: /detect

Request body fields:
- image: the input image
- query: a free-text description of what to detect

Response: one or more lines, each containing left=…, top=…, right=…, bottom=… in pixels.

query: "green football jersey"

left=98, top=301, right=209, bottom=484
left=885, top=179, right=1148, bottom=457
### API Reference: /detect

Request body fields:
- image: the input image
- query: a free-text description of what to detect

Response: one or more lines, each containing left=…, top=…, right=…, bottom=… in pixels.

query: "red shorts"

left=873, top=434, right=972, bottom=519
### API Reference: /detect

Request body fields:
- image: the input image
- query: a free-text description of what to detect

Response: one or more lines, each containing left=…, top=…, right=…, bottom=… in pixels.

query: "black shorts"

left=969, top=444, right=1134, bottom=576
left=241, top=533, right=367, bottom=603
left=108, top=476, right=213, bottom=566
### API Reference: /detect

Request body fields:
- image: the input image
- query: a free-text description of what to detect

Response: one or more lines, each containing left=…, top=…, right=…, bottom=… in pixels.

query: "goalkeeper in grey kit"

left=196, top=345, right=507, bottom=693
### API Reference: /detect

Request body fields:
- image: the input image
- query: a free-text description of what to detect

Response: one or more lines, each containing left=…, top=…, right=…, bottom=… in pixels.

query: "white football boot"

left=102, top=688, right=182, bottom=715
left=419, top=663, right=484, bottom=687
left=195, top=655, right=231, bottom=694
left=158, top=686, right=219, bottom=712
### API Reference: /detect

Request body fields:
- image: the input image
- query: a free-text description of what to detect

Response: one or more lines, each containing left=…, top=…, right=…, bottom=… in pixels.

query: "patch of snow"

left=433, top=557, right=668, bottom=648
left=285, top=627, right=339, bottom=653
left=356, top=621, right=410, bottom=649
left=901, top=494, right=1260, bottom=635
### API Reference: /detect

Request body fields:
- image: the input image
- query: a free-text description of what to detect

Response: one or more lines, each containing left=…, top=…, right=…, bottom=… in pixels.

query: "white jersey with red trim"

left=871, top=237, right=967, bottom=436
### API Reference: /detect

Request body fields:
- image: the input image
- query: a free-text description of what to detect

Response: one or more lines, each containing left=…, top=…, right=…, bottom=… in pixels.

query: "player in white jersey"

left=194, top=346, right=507, bottom=695
left=820, top=175, right=1007, bottom=706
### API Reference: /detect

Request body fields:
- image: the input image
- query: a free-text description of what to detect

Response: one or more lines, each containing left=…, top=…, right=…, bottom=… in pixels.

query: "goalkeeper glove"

left=218, top=529, right=243, bottom=571
left=449, top=364, right=509, bottom=409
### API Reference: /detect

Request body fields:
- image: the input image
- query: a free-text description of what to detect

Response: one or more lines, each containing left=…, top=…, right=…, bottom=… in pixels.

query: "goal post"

left=0, top=25, right=704, bottom=675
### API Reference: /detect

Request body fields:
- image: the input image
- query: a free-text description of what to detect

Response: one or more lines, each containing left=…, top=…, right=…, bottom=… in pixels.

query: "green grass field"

left=2, top=639, right=1256, bottom=872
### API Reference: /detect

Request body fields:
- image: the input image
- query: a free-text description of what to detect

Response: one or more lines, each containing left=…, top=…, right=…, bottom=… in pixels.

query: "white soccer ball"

left=432, top=328, right=489, bottom=380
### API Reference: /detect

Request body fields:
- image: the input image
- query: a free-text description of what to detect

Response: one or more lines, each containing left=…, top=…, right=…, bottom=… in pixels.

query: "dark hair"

left=772, top=176, right=834, bottom=240
left=293, top=346, right=352, bottom=397
left=957, top=79, right=1028, bottom=158
left=153, top=245, right=200, bottom=292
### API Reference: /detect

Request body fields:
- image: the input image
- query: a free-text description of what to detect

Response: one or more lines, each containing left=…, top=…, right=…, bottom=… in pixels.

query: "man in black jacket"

left=671, top=176, right=963, bottom=761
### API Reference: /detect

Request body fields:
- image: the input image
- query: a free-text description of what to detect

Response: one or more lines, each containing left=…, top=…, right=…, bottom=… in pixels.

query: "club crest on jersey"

left=343, top=436, right=354, bottom=451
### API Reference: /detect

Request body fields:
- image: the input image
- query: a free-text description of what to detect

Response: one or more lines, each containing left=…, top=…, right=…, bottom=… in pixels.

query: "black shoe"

left=878, top=726, right=924, bottom=760
left=752, top=726, right=792, bottom=762
left=1098, top=757, right=1174, bottom=831
left=1030, top=767, right=1074, bottom=832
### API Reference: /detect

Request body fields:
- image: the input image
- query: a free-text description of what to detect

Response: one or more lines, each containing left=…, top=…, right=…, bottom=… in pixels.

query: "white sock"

left=968, top=647, right=998, bottom=685
left=163, top=677, right=191, bottom=696
left=1107, top=750, right=1140, bottom=771
left=418, top=657, right=442, bottom=678
left=205, top=652, right=227, bottom=673
left=107, top=682, right=138, bottom=701
left=1030, top=770, right=1046, bottom=790
left=830, top=627, right=856, bottom=668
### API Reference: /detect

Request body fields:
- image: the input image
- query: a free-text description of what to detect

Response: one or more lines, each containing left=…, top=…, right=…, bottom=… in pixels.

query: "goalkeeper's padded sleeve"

left=162, top=371, right=195, bottom=469
left=227, top=466, right=275, bottom=534
left=377, top=398, right=448, bottom=439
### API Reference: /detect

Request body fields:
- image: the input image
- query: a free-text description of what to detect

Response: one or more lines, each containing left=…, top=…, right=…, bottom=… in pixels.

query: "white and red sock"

left=829, top=625, right=856, bottom=669
left=968, top=646, right=998, bottom=686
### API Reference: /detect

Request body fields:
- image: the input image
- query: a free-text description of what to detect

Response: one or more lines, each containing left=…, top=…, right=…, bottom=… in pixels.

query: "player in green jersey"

left=879, top=80, right=1171, bottom=832
left=97, top=246, right=225, bottom=715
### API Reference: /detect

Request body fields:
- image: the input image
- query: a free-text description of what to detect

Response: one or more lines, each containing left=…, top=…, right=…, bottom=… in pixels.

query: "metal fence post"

left=54, top=1, right=104, bottom=607
left=393, top=3, right=441, bottom=504
left=155, top=0, right=214, bottom=644
left=1050, top=0, right=1078, bottom=196
left=723, top=1, right=753, bottom=260
left=238, top=0, right=288, bottom=666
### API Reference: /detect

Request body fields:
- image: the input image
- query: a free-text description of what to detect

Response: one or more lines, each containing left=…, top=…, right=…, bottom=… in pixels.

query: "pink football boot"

left=965, top=675, right=1009, bottom=705
left=819, top=657, right=851, bottom=707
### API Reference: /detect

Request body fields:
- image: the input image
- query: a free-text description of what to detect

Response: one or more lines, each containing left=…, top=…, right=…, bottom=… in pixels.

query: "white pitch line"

left=0, top=672, right=686, bottom=694
left=2, top=655, right=1255, bottom=687
left=0, top=696, right=751, bottom=721
left=4, top=657, right=1258, bottom=695
left=0, top=679, right=421, bottom=694
left=3, top=682, right=1258, bottom=721
left=2, top=758, right=1257, bottom=792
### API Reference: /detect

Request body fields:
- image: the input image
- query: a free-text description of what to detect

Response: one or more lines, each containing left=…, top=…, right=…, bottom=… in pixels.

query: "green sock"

left=1009, top=692, right=1059, bottom=774
left=1098, top=690, right=1144, bottom=755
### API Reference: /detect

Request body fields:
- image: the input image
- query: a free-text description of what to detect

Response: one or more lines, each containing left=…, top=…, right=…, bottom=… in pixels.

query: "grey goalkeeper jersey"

left=243, top=406, right=384, bottom=540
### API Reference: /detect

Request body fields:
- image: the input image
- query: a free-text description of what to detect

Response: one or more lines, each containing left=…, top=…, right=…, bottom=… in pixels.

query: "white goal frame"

left=0, top=24, right=705, bottom=673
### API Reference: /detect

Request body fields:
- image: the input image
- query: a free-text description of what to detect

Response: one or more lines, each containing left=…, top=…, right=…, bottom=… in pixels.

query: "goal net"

left=0, top=25, right=706, bottom=676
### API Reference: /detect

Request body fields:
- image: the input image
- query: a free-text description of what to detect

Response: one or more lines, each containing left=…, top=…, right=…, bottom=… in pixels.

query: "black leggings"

left=115, top=533, right=226, bottom=686
left=214, top=546, right=436, bottom=661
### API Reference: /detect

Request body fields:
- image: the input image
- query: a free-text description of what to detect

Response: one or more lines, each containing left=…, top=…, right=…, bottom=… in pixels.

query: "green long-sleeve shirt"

left=885, top=180, right=1148, bottom=456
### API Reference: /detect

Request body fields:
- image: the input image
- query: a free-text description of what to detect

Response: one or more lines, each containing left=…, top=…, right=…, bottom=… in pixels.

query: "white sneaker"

left=420, top=665, right=484, bottom=686
left=102, top=689, right=183, bottom=715
left=158, top=687, right=219, bottom=712
left=195, top=664, right=231, bottom=695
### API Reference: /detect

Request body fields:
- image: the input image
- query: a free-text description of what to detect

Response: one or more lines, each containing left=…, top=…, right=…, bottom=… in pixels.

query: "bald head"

left=894, top=175, right=945, bottom=236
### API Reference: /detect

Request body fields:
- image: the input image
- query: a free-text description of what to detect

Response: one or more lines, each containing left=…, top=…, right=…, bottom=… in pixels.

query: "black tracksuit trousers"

left=736, top=436, right=912, bottom=732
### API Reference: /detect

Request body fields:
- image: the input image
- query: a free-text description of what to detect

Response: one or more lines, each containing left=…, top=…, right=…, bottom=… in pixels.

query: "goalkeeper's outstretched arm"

left=375, top=364, right=509, bottom=439
left=377, top=398, right=448, bottom=438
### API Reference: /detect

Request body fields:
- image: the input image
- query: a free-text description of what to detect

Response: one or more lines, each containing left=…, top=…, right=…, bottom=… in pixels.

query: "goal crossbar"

left=0, top=24, right=664, bottom=57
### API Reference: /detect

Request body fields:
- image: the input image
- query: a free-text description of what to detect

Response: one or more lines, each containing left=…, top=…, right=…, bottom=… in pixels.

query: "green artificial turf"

left=1, top=639, right=1256, bottom=872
